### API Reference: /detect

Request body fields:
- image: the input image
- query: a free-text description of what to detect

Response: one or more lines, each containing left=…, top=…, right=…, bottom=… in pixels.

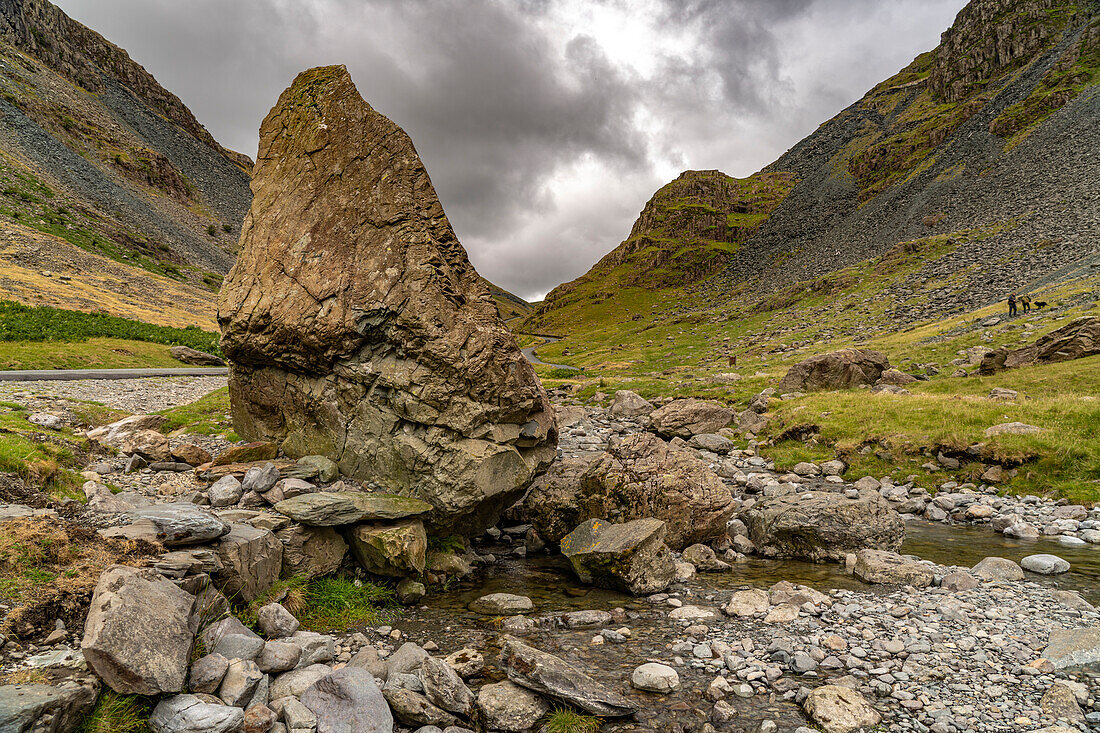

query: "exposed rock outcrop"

left=978, top=317, right=1100, bottom=374
left=777, top=349, right=890, bottom=393
left=218, top=65, right=556, bottom=535
left=525, top=432, right=735, bottom=550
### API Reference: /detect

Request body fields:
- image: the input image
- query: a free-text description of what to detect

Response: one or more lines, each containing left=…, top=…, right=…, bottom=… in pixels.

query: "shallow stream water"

left=398, top=521, right=1100, bottom=731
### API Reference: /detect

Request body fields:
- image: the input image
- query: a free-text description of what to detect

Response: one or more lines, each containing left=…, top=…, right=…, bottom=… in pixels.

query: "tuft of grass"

left=78, top=691, right=150, bottom=733
left=156, top=387, right=236, bottom=440
left=545, top=707, right=602, bottom=733
left=239, top=576, right=394, bottom=632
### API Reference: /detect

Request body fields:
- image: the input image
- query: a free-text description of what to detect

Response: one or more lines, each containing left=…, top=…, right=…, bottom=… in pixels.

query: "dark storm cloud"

left=54, top=0, right=966, bottom=300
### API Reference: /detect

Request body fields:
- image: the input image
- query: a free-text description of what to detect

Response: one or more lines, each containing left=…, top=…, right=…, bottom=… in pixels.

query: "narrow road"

left=520, top=335, right=581, bottom=371
left=0, top=367, right=228, bottom=382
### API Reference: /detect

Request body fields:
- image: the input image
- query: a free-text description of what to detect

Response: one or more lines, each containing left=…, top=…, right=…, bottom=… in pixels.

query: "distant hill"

left=529, top=0, right=1099, bottom=332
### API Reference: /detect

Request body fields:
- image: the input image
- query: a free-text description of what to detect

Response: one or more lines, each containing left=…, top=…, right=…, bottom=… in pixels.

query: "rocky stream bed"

left=0, top=378, right=1098, bottom=733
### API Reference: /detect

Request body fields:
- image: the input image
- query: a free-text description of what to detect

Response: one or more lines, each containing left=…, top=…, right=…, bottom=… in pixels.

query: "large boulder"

left=525, top=432, right=735, bottom=550
left=82, top=566, right=196, bottom=695
left=741, top=490, right=904, bottom=562
left=560, top=518, right=676, bottom=595
left=802, top=685, right=881, bottom=733
left=300, top=667, right=392, bottom=733
left=275, top=524, right=348, bottom=578
left=499, top=636, right=639, bottom=716
left=347, top=519, right=427, bottom=576
left=777, top=348, right=890, bottom=392
left=647, top=398, right=735, bottom=438
left=214, top=523, right=282, bottom=603
left=217, top=65, right=556, bottom=535
left=170, top=345, right=226, bottom=367
left=979, top=317, right=1100, bottom=374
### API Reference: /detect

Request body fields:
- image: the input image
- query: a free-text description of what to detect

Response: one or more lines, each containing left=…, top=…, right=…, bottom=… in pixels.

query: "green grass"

left=157, top=387, right=236, bottom=439
left=77, top=691, right=150, bottom=733
left=0, top=402, right=83, bottom=500
left=0, top=337, right=184, bottom=371
left=545, top=707, right=601, bottom=733
left=0, top=300, right=221, bottom=354
left=240, top=576, right=395, bottom=632
left=761, top=356, right=1100, bottom=504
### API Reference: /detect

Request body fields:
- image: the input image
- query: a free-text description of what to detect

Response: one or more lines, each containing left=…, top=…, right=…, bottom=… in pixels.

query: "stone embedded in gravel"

left=212, top=633, right=264, bottom=663
left=971, top=556, right=1025, bottom=581
left=724, top=589, right=769, bottom=618
left=648, top=398, right=736, bottom=438
left=1021, top=553, right=1070, bottom=574
left=215, top=523, right=282, bottom=603
left=420, top=657, right=476, bottom=715
left=270, top=664, right=332, bottom=700
left=852, top=549, right=934, bottom=587
left=444, top=648, right=485, bottom=679
left=468, top=593, right=534, bottom=615
left=189, top=653, right=229, bottom=695
left=609, top=390, right=654, bottom=418
left=257, top=602, right=300, bottom=639
left=258, top=641, right=301, bottom=674
left=562, top=610, right=613, bottom=628
left=561, top=517, right=676, bottom=595
left=82, top=566, right=195, bottom=695
left=300, top=667, right=392, bottom=733
left=218, top=658, right=262, bottom=707
left=275, top=492, right=433, bottom=526
left=630, top=663, right=680, bottom=693
left=242, top=462, right=281, bottom=493
left=128, top=504, right=231, bottom=547
left=208, top=476, right=244, bottom=507
left=148, top=694, right=244, bottom=733
left=1041, top=628, right=1100, bottom=669
left=985, top=421, right=1042, bottom=437
left=382, top=687, right=460, bottom=728
left=499, top=636, right=639, bottom=716
left=802, top=685, right=881, bottom=733
left=1040, top=682, right=1085, bottom=723
left=477, top=680, right=550, bottom=732
left=349, top=519, right=428, bottom=576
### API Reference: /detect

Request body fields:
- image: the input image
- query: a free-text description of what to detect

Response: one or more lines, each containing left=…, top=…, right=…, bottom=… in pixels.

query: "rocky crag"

left=219, top=66, right=557, bottom=534
left=0, top=0, right=253, bottom=294
left=532, top=0, right=1099, bottom=327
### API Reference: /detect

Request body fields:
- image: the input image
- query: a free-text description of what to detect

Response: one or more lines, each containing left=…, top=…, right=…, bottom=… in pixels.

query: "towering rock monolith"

left=218, top=65, right=557, bottom=534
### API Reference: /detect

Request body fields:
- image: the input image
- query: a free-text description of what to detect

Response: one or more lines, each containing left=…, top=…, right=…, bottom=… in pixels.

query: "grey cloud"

left=55, top=0, right=966, bottom=300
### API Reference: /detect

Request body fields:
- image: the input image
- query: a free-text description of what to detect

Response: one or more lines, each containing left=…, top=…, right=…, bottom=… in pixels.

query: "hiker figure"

left=1008, top=292, right=1017, bottom=317
left=1021, top=294, right=1031, bottom=313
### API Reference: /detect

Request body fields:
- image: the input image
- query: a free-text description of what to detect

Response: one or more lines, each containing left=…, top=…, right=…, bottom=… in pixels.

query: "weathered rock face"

left=978, top=317, right=1100, bottom=375
left=81, top=566, right=196, bottom=695
left=560, top=518, right=676, bottom=595
left=776, top=349, right=890, bottom=393
left=218, top=65, right=556, bottom=535
left=525, top=432, right=735, bottom=550
left=741, top=490, right=904, bottom=562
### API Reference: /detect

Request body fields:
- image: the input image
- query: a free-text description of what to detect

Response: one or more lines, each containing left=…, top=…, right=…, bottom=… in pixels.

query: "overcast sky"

left=56, top=0, right=965, bottom=301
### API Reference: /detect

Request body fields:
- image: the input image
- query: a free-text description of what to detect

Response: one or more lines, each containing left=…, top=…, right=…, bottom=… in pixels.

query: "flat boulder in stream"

left=741, top=489, right=903, bottom=562
left=499, top=636, right=639, bottom=716
left=275, top=492, right=431, bottom=526
left=560, top=518, right=676, bottom=595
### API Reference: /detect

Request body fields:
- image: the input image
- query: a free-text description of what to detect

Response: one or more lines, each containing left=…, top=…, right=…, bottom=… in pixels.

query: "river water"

left=397, top=520, right=1100, bottom=731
